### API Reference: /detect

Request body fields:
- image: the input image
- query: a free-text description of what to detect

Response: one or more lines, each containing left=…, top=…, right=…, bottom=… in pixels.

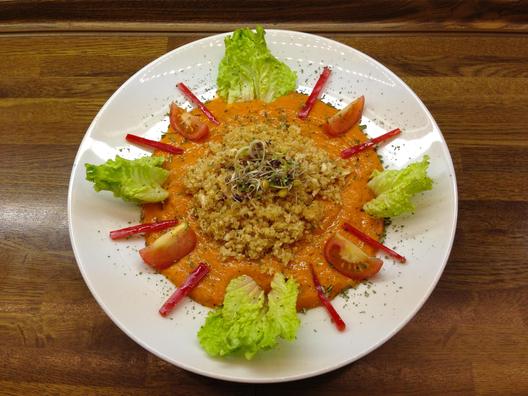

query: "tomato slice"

left=324, top=232, right=382, bottom=280
left=139, top=222, right=197, bottom=270
left=169, top=103, right=209, bottom=141
left=323, top=95, right=365, bottom=136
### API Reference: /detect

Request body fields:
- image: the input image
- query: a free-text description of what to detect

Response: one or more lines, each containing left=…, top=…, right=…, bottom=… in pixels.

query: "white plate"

left=68, top=30, right=457, bottom=383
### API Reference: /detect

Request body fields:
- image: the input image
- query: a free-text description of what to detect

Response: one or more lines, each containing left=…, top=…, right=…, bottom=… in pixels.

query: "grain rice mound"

left=184, top=123, right=349, bottom=263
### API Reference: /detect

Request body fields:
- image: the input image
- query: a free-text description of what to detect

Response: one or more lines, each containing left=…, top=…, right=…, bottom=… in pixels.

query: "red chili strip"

left=109, top=220, right=179, bottom=240
left=177, top=82, right=220, bottom=125
left=159, top=262, right=210, bottom=317
left=311, top=264, right=346, bottom=332
left=126, top=134, right=184, bottom=155
left=340, top=128, right=401, bottom=159
left=343, top=222, right=406, bottom=263
left=298, top=67, right=332, bottom=120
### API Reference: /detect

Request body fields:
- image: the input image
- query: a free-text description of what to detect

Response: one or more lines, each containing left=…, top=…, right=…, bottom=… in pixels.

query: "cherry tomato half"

left=169, top=103, right=209, bottom=141
left=324, top=232, right=382, bottom=280
left=323, top=95, right=365, bottom=136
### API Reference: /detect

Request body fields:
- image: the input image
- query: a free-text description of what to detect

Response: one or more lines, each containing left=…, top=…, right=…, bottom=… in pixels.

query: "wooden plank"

left=144, top=354, right=254, bottom=394
left=441, top=201, right=528, bottom=290
left=0, top=76, right=127, bottom=99
left=0, top=55, right=40, bottom=77
left=0, top=36, right=168, bottom=57
left=0, top=381, right=157, bottom=396
left=1, top=21, right=527, bottom=34
left=0, top=100, right=102, bottom=144
left=0, top=347, right=148, bottom=387
left=473, top=362, right=528, bottom=395
left=39, top=55, right=160, bottom=78
left=0, top=0, right=527, bottom=33
left=0, top=378, right=253, bottom=396
left=0, top=144, right=79, bottom=182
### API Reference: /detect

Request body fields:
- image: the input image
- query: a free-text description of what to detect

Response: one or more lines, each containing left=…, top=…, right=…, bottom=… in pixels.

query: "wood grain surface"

left=1, top=0, right=528, bottom=33
left=1, top=3, right=528, bottom=394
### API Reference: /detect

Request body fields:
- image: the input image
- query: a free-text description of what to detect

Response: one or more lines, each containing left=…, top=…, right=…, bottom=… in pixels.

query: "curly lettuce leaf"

left=85, top=155, right=169, bottom=203
left=217, top=26, right=297, bottom=103
left=198, top=273, right=300, bottom=360
left=363, top=155, right=433, bottom=218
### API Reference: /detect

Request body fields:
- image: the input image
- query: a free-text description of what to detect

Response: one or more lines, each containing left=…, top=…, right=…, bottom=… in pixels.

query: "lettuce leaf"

left=363, top=155, right=433, bottom=218
left=198, top=273, right=300, bottom=359
left=217, top=26, right=297, bottom=103
left=265, top=273, right=300, bottom=342
left=85, top=155, right=169, bottom=203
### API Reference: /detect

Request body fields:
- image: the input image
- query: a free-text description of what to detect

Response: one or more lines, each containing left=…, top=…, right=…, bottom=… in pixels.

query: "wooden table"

left=1, top=2, right=527, bottom=394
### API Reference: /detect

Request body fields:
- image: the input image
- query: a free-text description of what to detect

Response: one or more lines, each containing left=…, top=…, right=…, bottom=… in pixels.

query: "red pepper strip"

left=343, top=222, right=406, bottom=263
left=176, top=82, right=220, bottom=125
left=340, top=128, right=401, bottom=159
left=109, top=220, right=179, bottom=240
left=311, top=264, right=346, bottom=332
left=298, top=67, right=332, bottom=120
left=126, top=134, right=184, bottom=155
left=159, top=262, right=210, bottom=317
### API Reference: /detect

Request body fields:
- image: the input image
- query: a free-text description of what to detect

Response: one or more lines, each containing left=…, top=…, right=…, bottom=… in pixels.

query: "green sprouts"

left=227, top=140, right=301, bottom=201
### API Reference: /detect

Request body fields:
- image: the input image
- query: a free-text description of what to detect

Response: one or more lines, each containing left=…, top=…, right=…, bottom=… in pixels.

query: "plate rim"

left=67, top=28, right=458, bottom=383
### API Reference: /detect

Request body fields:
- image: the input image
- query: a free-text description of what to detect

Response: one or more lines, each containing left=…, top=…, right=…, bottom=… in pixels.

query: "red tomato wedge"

left=324, top=233, right=383, bottom=280
left=323, top=95, right=365, bottom=136
left=139, top=222, right=197, bottom=270
left=159, top=262, right=210, bottom=317
left=169, top=103, right=210, bottom=141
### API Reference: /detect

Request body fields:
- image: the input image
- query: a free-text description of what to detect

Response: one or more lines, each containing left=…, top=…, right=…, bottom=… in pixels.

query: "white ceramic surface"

left=68, top=30, right=458, bottom=383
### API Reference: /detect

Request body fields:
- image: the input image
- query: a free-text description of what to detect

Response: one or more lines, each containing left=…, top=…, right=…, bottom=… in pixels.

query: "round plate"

left=68, top=30, right=457, bottom=383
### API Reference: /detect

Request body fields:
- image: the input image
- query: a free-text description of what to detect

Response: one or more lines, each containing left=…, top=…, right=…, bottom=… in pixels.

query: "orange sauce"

left=142, top=93, right=383, bottom=310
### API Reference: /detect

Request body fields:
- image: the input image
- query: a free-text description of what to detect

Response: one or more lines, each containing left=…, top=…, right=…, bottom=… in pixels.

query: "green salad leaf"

left=198, top=273, right=300, bottom=360
left=85, top=155, right=169, bottom=203
left=363, top=155, right=433, bottom=218
left=217, top=26, right=297, bottom=103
